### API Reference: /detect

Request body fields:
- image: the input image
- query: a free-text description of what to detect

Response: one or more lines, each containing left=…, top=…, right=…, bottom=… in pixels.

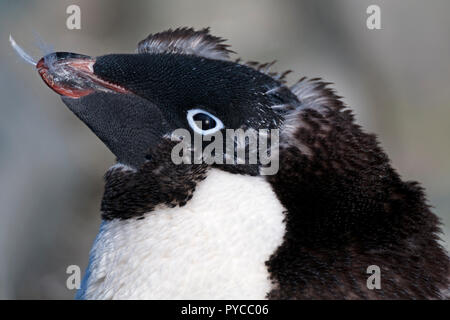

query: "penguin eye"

left=187, top=109, right=224, bottom=135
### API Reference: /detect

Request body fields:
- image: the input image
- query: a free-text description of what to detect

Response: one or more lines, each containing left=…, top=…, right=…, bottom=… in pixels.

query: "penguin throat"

left=77, top=169, right=286, bottom=299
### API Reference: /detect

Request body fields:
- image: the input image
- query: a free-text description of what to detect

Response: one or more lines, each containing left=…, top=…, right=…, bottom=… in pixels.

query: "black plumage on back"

left=265, top=78, right=449, bottom=299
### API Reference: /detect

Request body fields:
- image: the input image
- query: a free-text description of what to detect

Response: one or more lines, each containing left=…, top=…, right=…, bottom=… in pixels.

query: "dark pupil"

left=193, top=113, right=216, bottom=130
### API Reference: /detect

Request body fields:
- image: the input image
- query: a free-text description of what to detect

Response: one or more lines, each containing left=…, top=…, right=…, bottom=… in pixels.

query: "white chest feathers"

left=77, top=169, right=286, bottom=300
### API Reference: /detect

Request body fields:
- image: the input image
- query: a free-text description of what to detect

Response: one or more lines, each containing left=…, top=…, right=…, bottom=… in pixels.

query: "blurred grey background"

left=0, top=0, right=449, bottom=299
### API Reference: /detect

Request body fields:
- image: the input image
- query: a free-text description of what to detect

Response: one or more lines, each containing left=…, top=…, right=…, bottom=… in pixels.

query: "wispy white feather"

left=9, top=35, right=37, bottom=66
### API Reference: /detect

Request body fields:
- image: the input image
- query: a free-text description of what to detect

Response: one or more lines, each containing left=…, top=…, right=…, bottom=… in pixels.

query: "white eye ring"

left=187, top=108, right=224, bottom=135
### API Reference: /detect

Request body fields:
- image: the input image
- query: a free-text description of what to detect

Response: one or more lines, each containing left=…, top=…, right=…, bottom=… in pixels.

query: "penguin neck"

left=77, top=168, right=286, bottom=299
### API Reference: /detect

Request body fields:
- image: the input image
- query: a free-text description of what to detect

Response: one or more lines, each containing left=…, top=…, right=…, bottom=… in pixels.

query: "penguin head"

left=36, top=28, right=297, bottom=169
left=33, top=29, right=450, bottom=298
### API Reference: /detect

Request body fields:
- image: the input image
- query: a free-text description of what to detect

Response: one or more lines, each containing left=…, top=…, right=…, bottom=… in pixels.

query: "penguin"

left=33, top=27, right=449, bottom=299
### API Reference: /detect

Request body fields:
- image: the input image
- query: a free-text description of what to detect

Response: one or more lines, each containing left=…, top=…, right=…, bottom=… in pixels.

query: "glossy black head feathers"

left=137, top=27, right=235, bottom=60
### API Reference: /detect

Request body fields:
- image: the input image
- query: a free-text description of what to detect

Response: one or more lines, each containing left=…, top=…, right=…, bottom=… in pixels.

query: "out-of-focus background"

left=0, top=0, right=449, bottom=299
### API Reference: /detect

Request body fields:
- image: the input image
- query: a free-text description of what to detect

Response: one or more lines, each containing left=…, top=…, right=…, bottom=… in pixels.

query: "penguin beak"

left=36, top=52, right=171, bottom=168
left=36, top=52, right=130, bottom=98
